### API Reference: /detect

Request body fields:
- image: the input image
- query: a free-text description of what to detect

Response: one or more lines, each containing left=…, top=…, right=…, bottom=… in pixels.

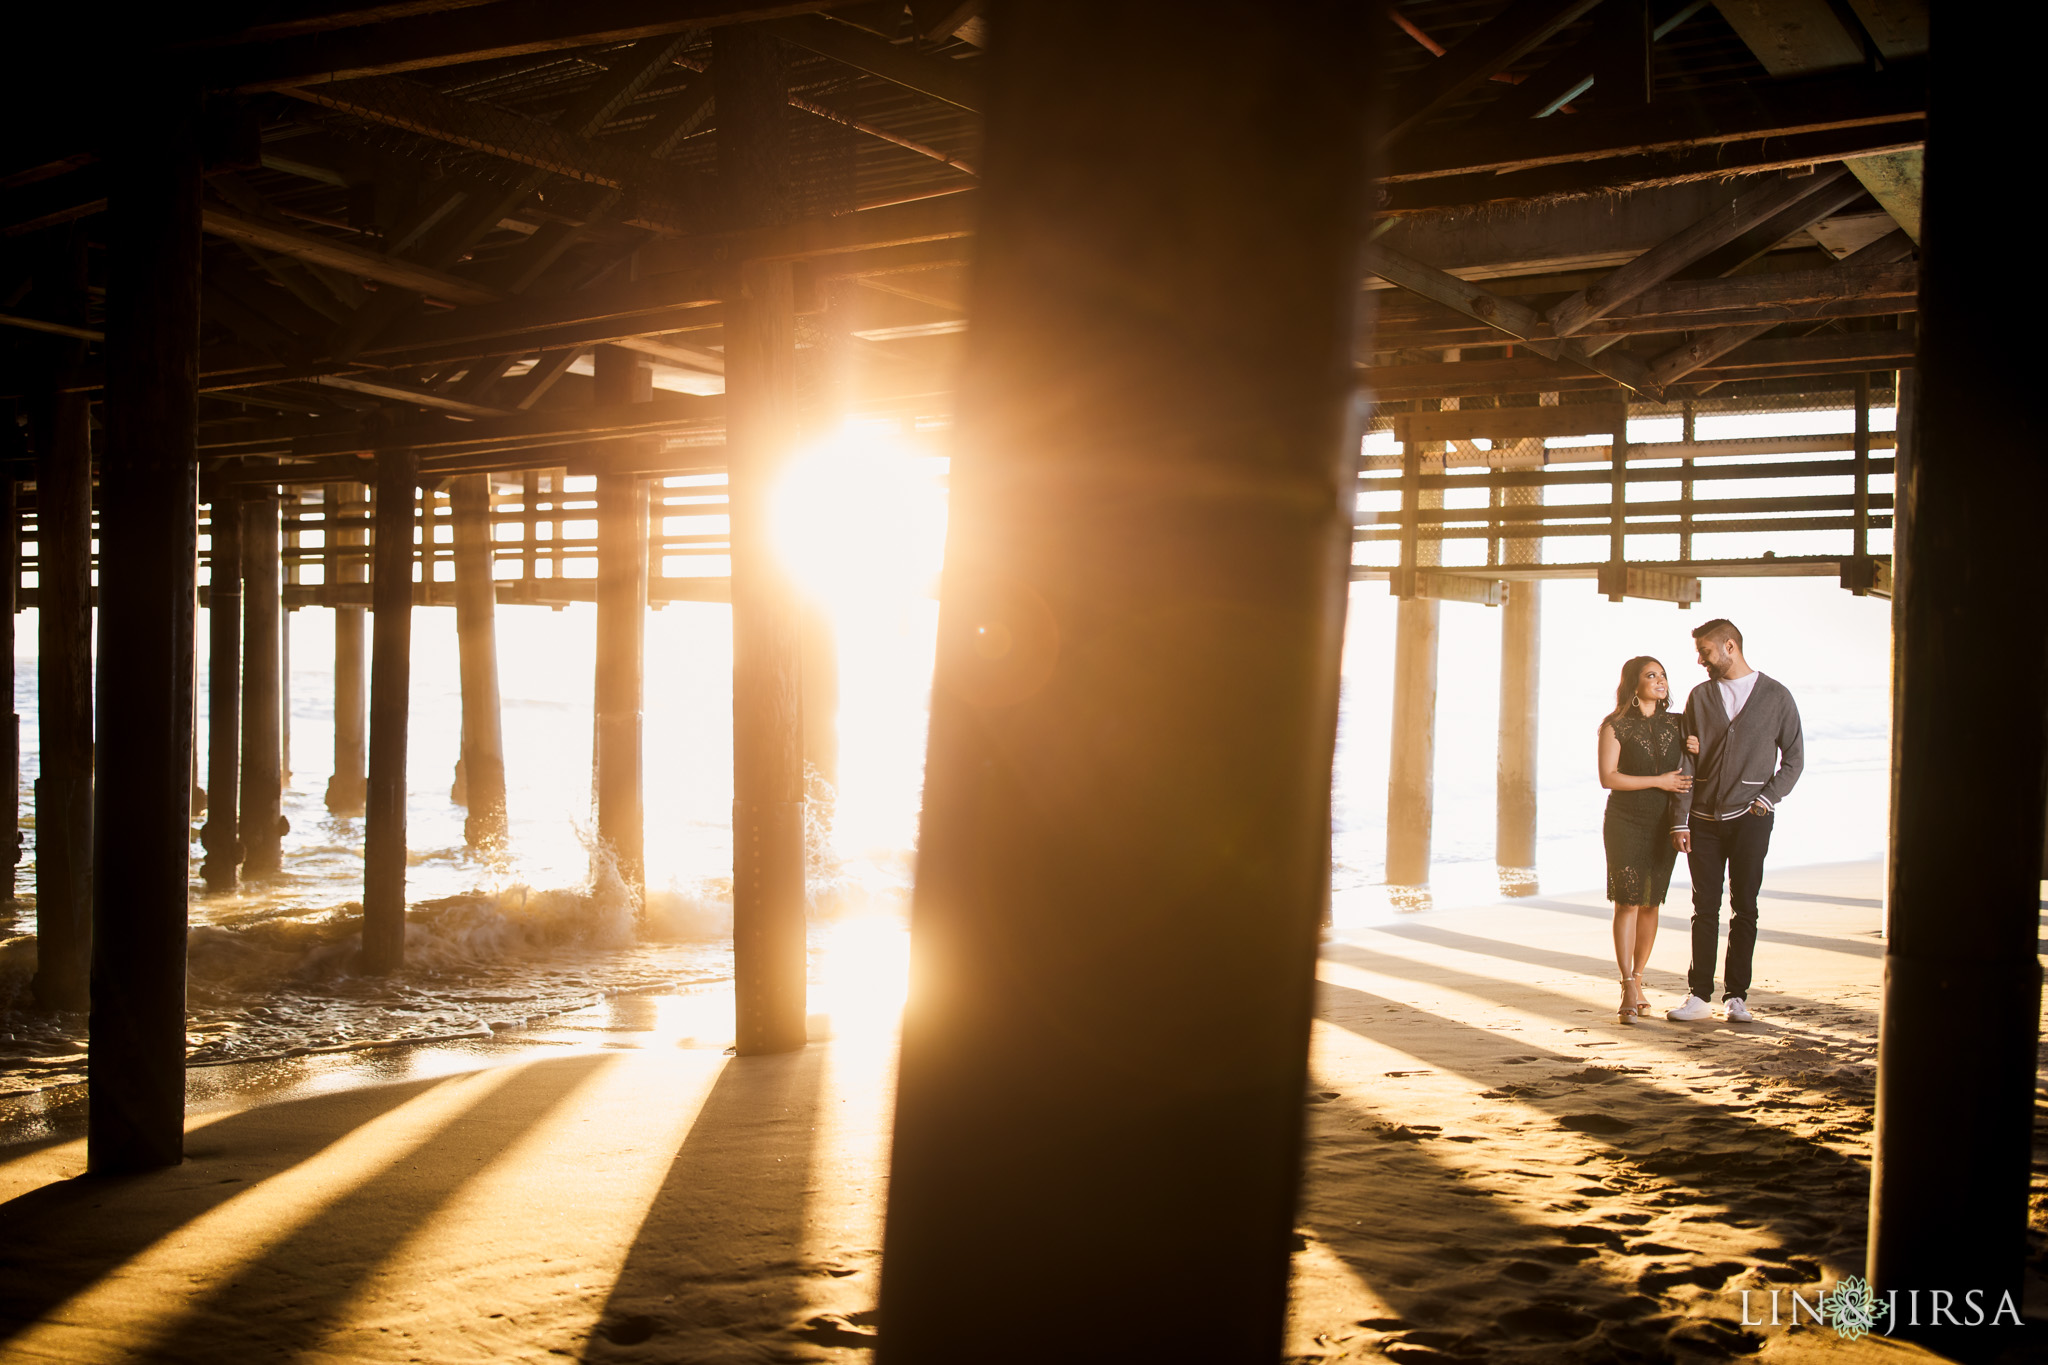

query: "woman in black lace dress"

left=1598, top=656, right=1690, bottom=1023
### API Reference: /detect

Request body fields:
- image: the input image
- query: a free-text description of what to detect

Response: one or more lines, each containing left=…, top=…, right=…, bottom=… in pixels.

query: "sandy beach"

left=0, top=858, right=2038, bottom=1363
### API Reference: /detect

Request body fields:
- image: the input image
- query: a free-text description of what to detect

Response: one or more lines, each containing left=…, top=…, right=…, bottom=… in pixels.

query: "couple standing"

left=1597, top=619, right=1805, bottom=1024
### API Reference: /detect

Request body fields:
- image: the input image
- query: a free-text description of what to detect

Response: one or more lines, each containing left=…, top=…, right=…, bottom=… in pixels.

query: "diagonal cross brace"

left=1365, top=241, right=1663, bottom=396
left=1546, top=164, right=1852, bottom=337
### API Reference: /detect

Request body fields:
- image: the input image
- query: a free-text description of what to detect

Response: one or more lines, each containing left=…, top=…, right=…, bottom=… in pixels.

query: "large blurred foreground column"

left=90, top=93, right=202, bottom=1172
left=1868, top=19, right=2043, bottom=1359
left=878, top=6, right=1372, bottom=1359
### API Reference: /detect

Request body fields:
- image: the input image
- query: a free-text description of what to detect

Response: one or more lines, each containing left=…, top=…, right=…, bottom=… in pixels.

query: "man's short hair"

left=1692, top=618, right=1743, bottom=651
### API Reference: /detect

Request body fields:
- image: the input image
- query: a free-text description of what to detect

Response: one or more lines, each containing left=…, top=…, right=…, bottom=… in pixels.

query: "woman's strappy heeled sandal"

left=1618, top=979, right=1638, bottom=1024
left=1629, top=974, right=1652, bottom=1015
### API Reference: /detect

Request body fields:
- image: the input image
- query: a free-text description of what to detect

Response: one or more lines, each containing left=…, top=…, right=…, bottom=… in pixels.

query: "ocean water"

left=0, top=408, right=1896, bottom=1092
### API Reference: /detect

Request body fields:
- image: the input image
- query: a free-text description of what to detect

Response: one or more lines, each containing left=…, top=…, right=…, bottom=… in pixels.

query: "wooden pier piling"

left=201, top=490, right=244, bottom=895
left=721, top=26, right=809, bottom=1056
left=879, top=4, right=1373, bottom=1355
left=1387, top=416, right=1443, bottom=888
left=361, top=449, right=417, bottom=974
left=450, top=474, right=508, bottom=849
left=1496, top=580, right=1541, bottom=875
left=592, top=347, right=649, bottom=892
left=800, top=602, right=839, bottom=795
left=1868, top=21, right=2044, bottom=1350
left=239, top=483, right=284, bottom=876
left=89, top=95, right=202, bottom=1172
left=327, top=482, right=368, bottom=815
left=29, top=227, right=95, bottom=1007
left=1, top=477, right=15, bottom=891
left=1386, top=596, right=1441, bottom=886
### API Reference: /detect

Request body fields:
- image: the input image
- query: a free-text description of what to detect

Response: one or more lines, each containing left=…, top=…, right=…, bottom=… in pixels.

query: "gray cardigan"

left=1668, top=672, right=1804, bottom=830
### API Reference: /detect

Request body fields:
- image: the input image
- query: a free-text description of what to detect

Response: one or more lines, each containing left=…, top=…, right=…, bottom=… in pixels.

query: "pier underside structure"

left=0, top=1, right=2035, bottom=1357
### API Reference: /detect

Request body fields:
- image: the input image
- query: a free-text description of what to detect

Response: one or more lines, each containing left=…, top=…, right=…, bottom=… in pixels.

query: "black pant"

left=1686, top=809, right=1773, bottom=1002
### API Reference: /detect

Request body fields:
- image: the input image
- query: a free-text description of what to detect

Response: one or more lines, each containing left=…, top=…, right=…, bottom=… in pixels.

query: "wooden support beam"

left=1388, top=61, right=1925, bottom=184
left=90, top=92, right=203, bottom=1173
left=202, top=205, right=504, bottom=304
left=1396, top=401, right=1628, bottom=445
left=361, top=446, right=417, bottom=973
left=770, top=13, right=984, bottom=111
left=212, top=0, right=840, bottom=90
left=1648, top=237, right=1918, bottom=387
left=27, top=228, right=95, bottom=1009
left=299, top=372, right=514, bottom=416
left=449, top=474, right=508, bottom=846
left=1383, top=0, right=1605, bottom=145
left=1547, top=166, right=1852, bottom=337
left=720, top=24, right=809, bottom=1058
left=879, top=4, right=1369, bottom=1353
left=1412, top=571, right=1504, bottom=606
left=1593, top=564, right=1701, bottom=604
left=277, top=65, right=712, bottom=230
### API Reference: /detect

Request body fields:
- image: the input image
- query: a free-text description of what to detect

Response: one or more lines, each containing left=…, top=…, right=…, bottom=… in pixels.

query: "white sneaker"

left=1666, top=994, right=1713, bottom=1021
left=1725, top=998, right=1754, bottom=1023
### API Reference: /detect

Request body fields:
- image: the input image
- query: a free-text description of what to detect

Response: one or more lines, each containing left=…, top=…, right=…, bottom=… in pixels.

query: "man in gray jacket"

left=1665, top=618, right=1804, bottom=1023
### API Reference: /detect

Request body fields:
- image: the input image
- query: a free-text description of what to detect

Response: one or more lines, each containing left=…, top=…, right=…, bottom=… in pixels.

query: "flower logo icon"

left=1821, top=1275, right=1880, bottom=1342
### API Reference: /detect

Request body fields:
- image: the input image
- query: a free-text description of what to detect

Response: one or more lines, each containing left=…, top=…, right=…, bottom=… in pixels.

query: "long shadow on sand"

left=1300, top=1084, right=1776, bottom=1363
left=1517, top=897, right=1884, bottom=961
left=0, top=1070, right=462, bottom=1345
left=1316, top=981, right=1872, bottom=1277
left=581, top=1043, right=833, bottom=1361
left=1326, top=930, right=1880, bottom=1036
left=130, top=1052, right=617, bottom=1361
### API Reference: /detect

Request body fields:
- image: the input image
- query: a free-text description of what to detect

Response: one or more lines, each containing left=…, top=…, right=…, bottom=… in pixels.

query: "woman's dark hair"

left=1608, top=655, right=1670, bottom=724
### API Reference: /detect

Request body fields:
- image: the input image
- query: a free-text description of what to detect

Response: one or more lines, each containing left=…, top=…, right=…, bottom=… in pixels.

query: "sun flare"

left=770, top=425, right=950, bottom=611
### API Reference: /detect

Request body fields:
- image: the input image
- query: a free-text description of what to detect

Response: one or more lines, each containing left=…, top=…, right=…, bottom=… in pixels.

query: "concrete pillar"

left=1868, top=18, right=2045, bottom=1355
left=201, top=488, right=243, bottom=894
left=593, top=348, right=650, bottom=892
left=327, top=482, right=368, bottom=814
left=28, top=226, right=95, bottom=1007
left=719, top=26, right=808, bottom=1056
left=877, top=5, right=1372, bottom=1357
left=449, top=474, right=509, bottom=848
left=361, top=449, right=416, bottom=973
left=90, top=92, right=203, bottom=1172
left=239, top=485, right=284, bottom=876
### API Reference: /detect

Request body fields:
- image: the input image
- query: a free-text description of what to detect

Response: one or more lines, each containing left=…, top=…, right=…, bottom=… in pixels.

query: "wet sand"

left=0, top=859, right=2038, bottom=1362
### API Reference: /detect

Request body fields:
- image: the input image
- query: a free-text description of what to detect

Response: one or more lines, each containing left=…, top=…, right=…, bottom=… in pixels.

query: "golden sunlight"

left=769, top=424, right=950, bottom=612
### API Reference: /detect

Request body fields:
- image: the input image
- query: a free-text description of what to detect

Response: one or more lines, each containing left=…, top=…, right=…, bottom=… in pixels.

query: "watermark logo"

left=1817, top=1276, right=1879, bottom=1342
left=1740, top=1278, right=2023, bottom=1340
